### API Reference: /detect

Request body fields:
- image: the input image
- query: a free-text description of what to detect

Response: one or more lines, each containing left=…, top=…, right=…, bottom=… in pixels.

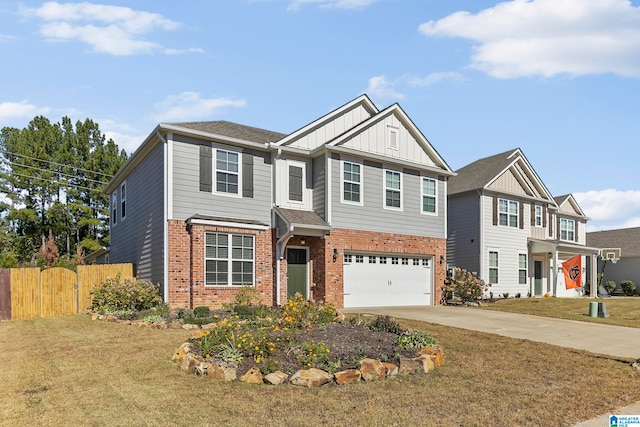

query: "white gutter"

left=157, top=130, right=169, bottom=304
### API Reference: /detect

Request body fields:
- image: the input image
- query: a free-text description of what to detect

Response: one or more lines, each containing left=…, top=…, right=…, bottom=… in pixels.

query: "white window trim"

left=120, top=181, right=127, bottom=221
left=498, top=198, right=519, bottom=228
left=383, top=168, right=403, bottom=211
left=286, top=159, right=306, bottom=205
left=534, top=205, right=543, bottom=227
left=518, top=253, right=528, bottom=285
left=559, top=218, right=575, bottom=241
left=204, top=232, right=255, bottom=287
left=420, top=176, right=438, bottom=216
left=213, top=148, right=242, bottom=198
left=387, top=126, right=399, bottom=150
left=488, top=249, right=499, bottom=285
left=340, top=159, right=363, bottom=206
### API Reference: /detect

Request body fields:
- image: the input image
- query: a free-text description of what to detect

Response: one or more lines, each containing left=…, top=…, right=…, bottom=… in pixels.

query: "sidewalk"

left=345, top=305, right=640, bottom=426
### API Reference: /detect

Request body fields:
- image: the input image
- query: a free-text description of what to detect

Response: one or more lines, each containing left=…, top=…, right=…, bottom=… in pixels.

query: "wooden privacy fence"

left=0, top=264, right=133, bottom=321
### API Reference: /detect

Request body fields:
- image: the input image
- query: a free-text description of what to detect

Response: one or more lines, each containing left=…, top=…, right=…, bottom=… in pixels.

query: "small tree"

left=443, top=268, right=490, bottom=302
left=39, top=229, right=59, bottom=267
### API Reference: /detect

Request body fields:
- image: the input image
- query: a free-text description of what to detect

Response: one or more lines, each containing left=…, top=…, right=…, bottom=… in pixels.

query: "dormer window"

left=560, top=218, right=575, bottom=241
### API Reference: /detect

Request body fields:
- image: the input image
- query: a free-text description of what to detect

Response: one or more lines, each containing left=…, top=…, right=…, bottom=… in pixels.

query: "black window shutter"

left=519, top=202, right=524, bottom=229
left=199, top=145, right=212, bottom=192
left=575, top=221, right=579, bottom=242
left=289, top=165, right=303, bottom=201
left=543, top=206, right=547, bottom=227
left=242, top=153, right=254, bottom=198
left=530, top=204, right=535, bottom=226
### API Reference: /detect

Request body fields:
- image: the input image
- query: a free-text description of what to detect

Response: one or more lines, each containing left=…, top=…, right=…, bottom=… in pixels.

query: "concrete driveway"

left=344, top=305, right=640, bottom=359
left=345, top=305, right=640, bottom=426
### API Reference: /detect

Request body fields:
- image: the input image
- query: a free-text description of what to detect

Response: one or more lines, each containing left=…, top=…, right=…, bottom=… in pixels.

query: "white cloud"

left=152, top=92, right=247, bottom=122
left=0, top=100, right=50, bottom=122
left=419, top=0, right=640, bottom=78
left=408, top=71, right=466, bottom=87
left=103, top=130, right=146, bottom=155
left=22, top=1, right=200, bottom=56
left=287, top=0, right=377, bottom=11
left=364, top=75, right=406, bottom=103
left=574, top=189, right=640, bottom=231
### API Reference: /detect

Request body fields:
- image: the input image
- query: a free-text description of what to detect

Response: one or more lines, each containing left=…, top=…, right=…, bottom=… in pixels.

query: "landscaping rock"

left=182, top=323, right=200, bottom=330
left=334, top=369, right=361, bottom=385
left=413, top=354, right=435, bottom=373
left=172, top=342, right=191, bottom=362
left=168, top=321, right=183, bottom=329
left=240, top=367, right=264, bottom=384
left=290, top=368, right=333, bottom=387
left=208, top=363, right=237, bottom=382
left=181, top=353, right=204, bottom=373
left=195, top=361, right=211, bottom=376
left=201, top=322, right=218, bottom=330
left=91, top=313, right=99, bottom=320
left=417, top=347, right=445, bottom=367
left=382, top=362, right=399, bottom=377
left=359, top=358, right=386, bottom=381
left=264, top=371, right=289, bottom=385
left=398, top=357, right=422, bottom=375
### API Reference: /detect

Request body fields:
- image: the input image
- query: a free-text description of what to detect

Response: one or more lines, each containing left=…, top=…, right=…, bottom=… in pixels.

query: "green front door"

left=534, top=260, right=543, bottom=296
left=287, top=248, right=307, bottom=299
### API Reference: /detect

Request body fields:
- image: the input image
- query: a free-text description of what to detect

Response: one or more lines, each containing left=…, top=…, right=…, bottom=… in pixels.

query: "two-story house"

left=103, top=95, right=454, bottom=309
left=446, top=148, right=599, bottom=298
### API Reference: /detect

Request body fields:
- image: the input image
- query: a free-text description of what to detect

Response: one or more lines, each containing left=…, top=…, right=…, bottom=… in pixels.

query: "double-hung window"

left=498, top=199, right=518, bottom=227
left=120, top=182, right=126, bottom=221
left=560, top=218, right=575, bottom=241
left=384, top=170, right=402, bottom=209
left=215, top=149, right=239, bottom=195
left=342, top=161, right=361, bottom=204
left=534, top=205, right=542, bottom=227
left=518, top=254, right=527, bottom=285
left=421, top=177, right=437, bottom=214
left=205, top=233, right=254, bottom=286
left=489, top=251, right=499, bottom=284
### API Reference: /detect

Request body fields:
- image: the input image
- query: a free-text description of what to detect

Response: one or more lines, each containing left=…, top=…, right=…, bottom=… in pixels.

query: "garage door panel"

left=343, top=254, right=432, bottom=308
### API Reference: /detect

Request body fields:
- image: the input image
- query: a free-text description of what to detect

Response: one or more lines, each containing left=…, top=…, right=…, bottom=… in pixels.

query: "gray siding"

left=109, top=142, right=165, bottom=288
left=447, top=194, right=480, bottom=273
left=171, top=134, right=272, bottom=224
left=598, top=257, right=640, bottom=293
left=312, top=155, right=326, bottom=219
left=329, top=156, right=445, bottom=237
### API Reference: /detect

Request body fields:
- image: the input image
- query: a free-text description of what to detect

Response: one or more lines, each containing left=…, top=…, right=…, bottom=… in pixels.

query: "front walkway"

left=345, top=305, right=640, bottom=358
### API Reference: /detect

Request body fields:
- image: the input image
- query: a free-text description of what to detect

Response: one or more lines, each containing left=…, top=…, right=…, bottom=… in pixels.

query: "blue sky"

left=1, top=0, right=639, bottom=231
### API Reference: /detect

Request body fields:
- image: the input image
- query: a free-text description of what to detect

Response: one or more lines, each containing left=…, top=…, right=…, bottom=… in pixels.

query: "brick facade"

left=168, top=220, right=446, bottom=309
left=167, top=220, right=274, bottom=309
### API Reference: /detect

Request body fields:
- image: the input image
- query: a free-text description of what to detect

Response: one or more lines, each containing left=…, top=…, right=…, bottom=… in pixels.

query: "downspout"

left=157, top=130, right=169, bottom=304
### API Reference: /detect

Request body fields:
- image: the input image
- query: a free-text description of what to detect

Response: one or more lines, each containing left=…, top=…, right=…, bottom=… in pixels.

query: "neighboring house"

left=84, top=246, right=110, bottom=265
left=446, top=148, right=599, bottom=298
left=103, top=95, right=454, bottom=309
left=587, top=227, right=640, bottom=293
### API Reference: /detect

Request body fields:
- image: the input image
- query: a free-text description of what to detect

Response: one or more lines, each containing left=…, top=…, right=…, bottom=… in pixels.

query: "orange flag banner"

left=562, top=255, right=582, bottom=289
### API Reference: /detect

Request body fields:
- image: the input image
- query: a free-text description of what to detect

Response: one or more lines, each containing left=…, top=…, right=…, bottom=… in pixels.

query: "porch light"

left=333, top=248, right=338, bottom=262
left=300, top=238, right=306, bottom=245
left=439, top=255, right=445, bottom=265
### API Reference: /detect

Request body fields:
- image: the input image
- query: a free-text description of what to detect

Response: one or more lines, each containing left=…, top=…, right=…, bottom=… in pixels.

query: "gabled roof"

left=554, top=194, right=587, bottom=217
left=448, top=148, right=554, bottom=201
left=275, top=95, right=378, bottom=147
left=326, top=103, right=454, bottom=174
left=169, top=120, right=286, bottom=144
left=587, top=227, right=640, bottom=257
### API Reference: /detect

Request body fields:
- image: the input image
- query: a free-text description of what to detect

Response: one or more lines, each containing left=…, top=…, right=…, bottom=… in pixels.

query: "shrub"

left=502, top=292, right=510, bottom=299
left=235, top=285, right=261, bottom=306
left=621, top=280, right=636, bottom=296
left=604, top=280, right=617, bottom=296
left=367, top=315, right=403, bottom=335
left=280, top=293, right=336, bottom=329
left=193, top=306, right=210, bottom=318
left=515, top=293, right=521, bottom=298
left=443, top=268, right=490, bottom=302
left=91, top=275, right=163, bottom=312
left=294, top=341, right=331, bottom=368
left=395, top=330, right=437, bottom=350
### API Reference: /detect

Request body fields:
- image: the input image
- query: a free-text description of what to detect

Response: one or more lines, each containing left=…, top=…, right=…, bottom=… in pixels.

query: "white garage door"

left=343, top=253, right=432, bottom=307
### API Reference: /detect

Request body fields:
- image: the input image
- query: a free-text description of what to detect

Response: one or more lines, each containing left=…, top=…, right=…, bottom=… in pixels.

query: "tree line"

left=0, top=116, right=129, bottom=267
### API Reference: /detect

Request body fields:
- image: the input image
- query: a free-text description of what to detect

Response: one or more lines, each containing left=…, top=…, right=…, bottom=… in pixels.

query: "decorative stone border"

left=172, top=342, right=445, bottom=387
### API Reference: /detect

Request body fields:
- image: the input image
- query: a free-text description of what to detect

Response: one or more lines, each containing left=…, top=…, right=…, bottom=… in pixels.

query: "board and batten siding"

left=312, top=155, right=326, bottom=219
left=340, top=113, right=436, bottom=168
left=447, top=195, right=481, bottom=274
left=287, top=104, right=373, bottom=150
left=171, top=135, right=272, bottom=224
left=329, top=156, right=445, bottom=237
left=481, top=194, right=530, bottom=295
left=109, top=142, right=165, bottom=287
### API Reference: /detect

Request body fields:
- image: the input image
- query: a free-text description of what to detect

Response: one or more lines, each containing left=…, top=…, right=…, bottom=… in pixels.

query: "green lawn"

left=479, top=297, right=640, bottom=328
left=1, top=315, right=639, bottom=426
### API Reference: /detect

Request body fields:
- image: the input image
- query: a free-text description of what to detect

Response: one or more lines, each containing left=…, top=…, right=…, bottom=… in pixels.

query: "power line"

left=0, top=149, right=116, bottom=179
left=8, top=171, right=106, bottom=193
left=2, top=159, right=109, bottom=185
